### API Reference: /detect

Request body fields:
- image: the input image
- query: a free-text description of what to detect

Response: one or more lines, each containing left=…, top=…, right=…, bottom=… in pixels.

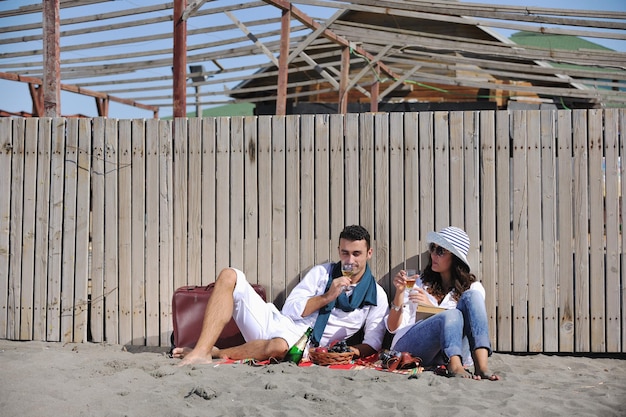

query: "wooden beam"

left=43, top=0, right=61, bottom=117
left=225, top=10, right=279, bottom=66
left=263, top=0, right=401, bottom=80
left=339, top=46, right=350, bottom=114
left=173, top=0, right=187, bottom=117
left=380, top=65, right=422, bottom=100
left=181, top=0, right=209, bottom=21
left=28, top=83, right=44, bottom=117
left=95, top=97, right=109, bottom=117
left=0, top=72, right=159, bottom=116
left=286, top=9, right=344, bottom=64
left=371, top=63, right=380, bottom=112
left=276, top=7, right=291, bottom=115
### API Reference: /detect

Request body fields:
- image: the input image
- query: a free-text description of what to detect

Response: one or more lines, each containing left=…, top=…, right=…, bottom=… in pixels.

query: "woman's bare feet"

left=471, top=348, right=500, bottom=381
left=447, top=356, right=474, bottom=379
left=473, top=369, right=501, bottom=381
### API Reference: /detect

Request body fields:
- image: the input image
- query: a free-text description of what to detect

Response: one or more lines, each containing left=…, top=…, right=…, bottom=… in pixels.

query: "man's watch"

left=390, top=302, right=403, bottom=312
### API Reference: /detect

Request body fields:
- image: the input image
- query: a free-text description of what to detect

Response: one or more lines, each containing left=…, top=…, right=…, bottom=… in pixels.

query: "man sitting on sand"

left=173, top=225, right=389, bottom=366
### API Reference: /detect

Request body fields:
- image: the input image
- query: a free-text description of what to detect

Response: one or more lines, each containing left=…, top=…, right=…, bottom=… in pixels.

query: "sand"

left=1, top=340, right=624, bottom=417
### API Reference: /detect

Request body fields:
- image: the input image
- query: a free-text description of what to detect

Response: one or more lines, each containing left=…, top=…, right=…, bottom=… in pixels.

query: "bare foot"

left=171, top=346, right=192, bottom=359
left=175, top=347, right=222, bottom=366
left=474, top=370, right=501, bottom=381
left=447, top=364, right=474, bottom=379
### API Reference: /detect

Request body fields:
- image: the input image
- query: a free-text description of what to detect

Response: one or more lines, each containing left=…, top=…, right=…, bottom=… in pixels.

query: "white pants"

left=231, top=268, right=303, bottom=348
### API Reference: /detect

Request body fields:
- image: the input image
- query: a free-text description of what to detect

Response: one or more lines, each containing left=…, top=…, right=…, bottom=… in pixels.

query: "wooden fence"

left=0, top=109, right=624, bottom=353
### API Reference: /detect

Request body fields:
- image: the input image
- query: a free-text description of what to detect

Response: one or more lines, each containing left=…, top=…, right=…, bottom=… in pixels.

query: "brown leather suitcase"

left=172, top=283, right=267, bottom=349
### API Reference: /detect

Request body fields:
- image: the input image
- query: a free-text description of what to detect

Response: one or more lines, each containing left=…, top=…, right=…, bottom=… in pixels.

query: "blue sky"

left=1, top=0, right=624, bottom=118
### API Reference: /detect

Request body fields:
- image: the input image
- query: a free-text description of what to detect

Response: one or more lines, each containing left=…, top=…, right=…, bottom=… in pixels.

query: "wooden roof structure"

left=1, top=0, right=625, bottom=117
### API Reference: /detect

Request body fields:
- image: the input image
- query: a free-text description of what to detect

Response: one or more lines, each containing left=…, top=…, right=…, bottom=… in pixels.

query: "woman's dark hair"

left=421, top=254, right=476, bottom=302
left=339, top=225, right=371, bottom=249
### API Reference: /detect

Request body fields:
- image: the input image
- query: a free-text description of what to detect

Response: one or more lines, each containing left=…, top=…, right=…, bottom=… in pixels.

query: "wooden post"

left=276, top=7, right=291, bottom=116
left=339, top=46, right=350, bottom=114
left=28, top=83, right=44, bottom=117
left=173, top=0, right=187, bottom=118
left=42, top=0, right=60, bottom=117
left=370, top=63, right=380, bottom=113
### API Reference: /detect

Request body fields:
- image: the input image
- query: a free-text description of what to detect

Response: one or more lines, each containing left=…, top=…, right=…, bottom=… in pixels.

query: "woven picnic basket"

left=308, top=350, right=354, bottom=366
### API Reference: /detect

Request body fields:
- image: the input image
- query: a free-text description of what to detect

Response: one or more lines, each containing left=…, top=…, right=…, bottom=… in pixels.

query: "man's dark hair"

left=339, top=225, right=371, bottom=249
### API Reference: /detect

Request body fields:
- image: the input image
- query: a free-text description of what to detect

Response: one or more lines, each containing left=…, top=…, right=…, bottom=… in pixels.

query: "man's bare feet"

left=174, top=346, right=222, bottom=366
left=171, top=346, right=192, bottom=359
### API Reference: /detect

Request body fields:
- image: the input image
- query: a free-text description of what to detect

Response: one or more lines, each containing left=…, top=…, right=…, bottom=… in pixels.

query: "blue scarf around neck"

left=310, top=262, right=378, bottom=346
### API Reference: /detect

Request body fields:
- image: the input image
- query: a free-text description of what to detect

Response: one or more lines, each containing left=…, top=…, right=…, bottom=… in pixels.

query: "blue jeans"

left=393, top=290, right=492, bottom=366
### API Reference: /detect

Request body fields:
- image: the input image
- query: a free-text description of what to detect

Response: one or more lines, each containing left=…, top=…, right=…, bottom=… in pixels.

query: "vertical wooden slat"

left=448, top=111, right=464, bottom=228
left=526, top=110, right=543, bottom=352
left=61, top=118, right=78, bottom=343
left=557, top=110, right=574, bottom=352
left=359, top=113, right=375, bottom=250
left=257, top=116, right=273, bottom=295
left=230, top=116, right=245, bottom=269
left=131, top=119, right=146, bottom=345
left=158, top=120, right=174, bottom=346
left=373, top=113, right=390, bottom=283
left=145, top=119, right=160, bottom=346
left=173, top=119, right=188, bottom=290
left=0, top=118, right=12, bottom=339
left=272, top=116, right=286, bottom=307
left=540, top=110, right=558, bottom=352
left=389, top=112, right=404, bottom=284
left=496, top=110, right=512, bottom=351
left=329, top=114, right=344, bottom=243
left=344, top=113, right=359, bottom=226
left=187, top=118, right=202, bottom=285
left=20, top=118, right=38, bottom=340
left=117, top=119, right=132, bottom=345
left=315, top=114, right=331, bottom=263
left=300, top=115, right=315, bottom=275
left=104, top=118, right=119, bottom=344
left=480, top=111, right=497, bottom=348
left=8, top=117, right=25, bottom=340
left=603, top=108, right=620, bottom=353
left=215, top=118, right=230, bottom=272
left=403, top=113, right=419, bottom=271
left=434, top=112, right=450, bottom=230
left=243, top=116, right=259, bottom=283
left=512, top=110, right=529, bottom=351
left=201, top=118, right=216, bottom=285
left=47, top=118, right=65, bottom=341
left=588, top=109, right=605, bottom=352
left=90, top=118, right=105, bottom=342
left=620, top=108, right=626, bottom=352
left=573, top=109, right=590, bottom=352
left=419, top=112, right=435, bottom=265
left=463, top=112, right=480, bottom=273
left=285, top=115, right=301, bottom=295
left=73, top=118, right=91, bottom=343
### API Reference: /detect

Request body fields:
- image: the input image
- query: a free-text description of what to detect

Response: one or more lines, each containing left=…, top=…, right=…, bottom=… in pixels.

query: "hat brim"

left=426, top=231, right=470, bottom=270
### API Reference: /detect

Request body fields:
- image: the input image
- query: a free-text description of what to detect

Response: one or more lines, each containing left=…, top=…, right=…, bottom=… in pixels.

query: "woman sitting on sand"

left=386, top=226, right=500, bottom=380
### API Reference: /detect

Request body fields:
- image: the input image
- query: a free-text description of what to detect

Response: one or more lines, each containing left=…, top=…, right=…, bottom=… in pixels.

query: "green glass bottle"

left=284, top=327, right=313, bottom=364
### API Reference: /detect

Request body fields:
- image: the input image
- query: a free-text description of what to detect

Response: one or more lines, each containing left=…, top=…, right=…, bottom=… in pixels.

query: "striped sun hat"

left=426, top=226, right=470, bottom=270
